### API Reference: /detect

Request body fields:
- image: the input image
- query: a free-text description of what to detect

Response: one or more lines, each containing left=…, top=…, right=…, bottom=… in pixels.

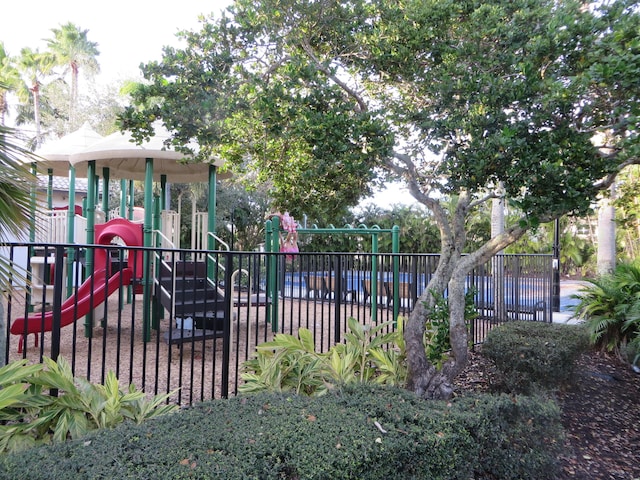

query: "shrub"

left=572, top=261, right=640, bottom=358
left=0, top=385, right=563, bottom=480
left=0, top=356, right=178, bottom=453
left=240, top=317, right=406, bottom=396
left=481, top=321, right=590, bottom=394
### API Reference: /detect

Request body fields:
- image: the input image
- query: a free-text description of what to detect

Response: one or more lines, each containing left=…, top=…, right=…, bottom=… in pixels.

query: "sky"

left=1, top=0, right=232, bottom=84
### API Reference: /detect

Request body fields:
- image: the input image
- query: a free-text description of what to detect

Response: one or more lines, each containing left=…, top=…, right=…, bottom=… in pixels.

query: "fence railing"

left=0, top=242, right=552, bottom=406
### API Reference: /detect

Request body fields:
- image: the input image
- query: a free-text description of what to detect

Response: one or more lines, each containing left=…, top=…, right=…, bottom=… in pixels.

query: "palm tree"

left=16, top=47, right=55, bottom=148
left=0, top=123, right=36, bottom=241
left=46, top=22, right=99, bottom=131
left=0, top=119, right=37, bottom=283
left=0, top=119, right=36, bottom=363
left=0, top=43, right=22, bottom=126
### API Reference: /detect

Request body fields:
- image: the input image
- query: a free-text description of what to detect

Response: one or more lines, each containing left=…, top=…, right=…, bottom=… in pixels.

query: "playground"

left=0, top=123, right=554, bottom=405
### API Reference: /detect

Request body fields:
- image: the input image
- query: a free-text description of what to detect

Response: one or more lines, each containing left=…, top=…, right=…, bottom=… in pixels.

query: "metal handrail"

left=152, top=229, right=177, bottom=318
left=230, top=268, right=251, bottom=310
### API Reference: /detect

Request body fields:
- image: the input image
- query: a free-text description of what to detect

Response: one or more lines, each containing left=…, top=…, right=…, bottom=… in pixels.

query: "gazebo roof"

left=35, top=123, right=104, bottom=177
left=70, top=126, right=227, bottom=182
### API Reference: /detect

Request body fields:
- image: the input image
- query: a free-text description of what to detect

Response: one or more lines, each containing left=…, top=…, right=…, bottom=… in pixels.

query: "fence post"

left=221, top=250, right=233, bottom=398
left=333, top=254, right=342, bottom=345
left=50, top=245, right=66, bottom=363
left=392, top=226, right=400, bottom=323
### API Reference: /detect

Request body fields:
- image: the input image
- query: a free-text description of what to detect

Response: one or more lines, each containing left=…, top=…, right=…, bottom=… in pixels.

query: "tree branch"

left=594, top=156, right=640, bottom=190
left=299, top=39, right=368, bottom=113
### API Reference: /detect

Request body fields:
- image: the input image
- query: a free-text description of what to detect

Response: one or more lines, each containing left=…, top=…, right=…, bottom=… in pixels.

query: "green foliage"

left=240, top=318, right=406, bottom=395
left=481, top=321, right=590, bottom=394
left=0, top=385, right=563, bottom=480
left=0, top=125, right=37, bottom=243
left=615, top=165, right=640, bottom=262
left=121, top=0, right=640, bottom=223
left=0, top=356, right=178, bottom=453
left=353, top=204, right=441, bottom=254
left=572, top=261, right=640, bottom=357
left=423, top=289, right=477, bottom=368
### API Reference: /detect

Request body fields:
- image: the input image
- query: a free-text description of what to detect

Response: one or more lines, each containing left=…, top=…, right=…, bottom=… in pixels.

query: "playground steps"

left=157, top=275, right=228, bottom=346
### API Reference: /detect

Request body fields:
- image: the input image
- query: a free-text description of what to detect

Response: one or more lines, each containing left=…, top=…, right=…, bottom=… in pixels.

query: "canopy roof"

left=35, top=123, right=104, bottom=177
left=69, top=126, right=227, bottom=182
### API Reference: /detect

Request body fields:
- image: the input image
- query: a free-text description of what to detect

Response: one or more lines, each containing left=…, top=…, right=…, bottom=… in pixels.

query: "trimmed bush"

left=481, top=321, right=590, bottom=394
left=0, top=385, right=563, bottom=480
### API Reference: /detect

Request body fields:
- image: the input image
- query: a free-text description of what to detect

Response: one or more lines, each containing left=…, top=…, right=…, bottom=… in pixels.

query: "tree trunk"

left=31, top=85, right=42, bottom=148
left=597, top=182, right=616, bottom=276
left=405, top=261, right=470, bottom=399
left=491, top=195, right=506, bottom=319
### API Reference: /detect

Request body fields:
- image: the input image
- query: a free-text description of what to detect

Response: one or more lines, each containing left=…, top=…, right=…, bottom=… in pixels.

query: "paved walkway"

left=553, top=279, right=591, bottom=324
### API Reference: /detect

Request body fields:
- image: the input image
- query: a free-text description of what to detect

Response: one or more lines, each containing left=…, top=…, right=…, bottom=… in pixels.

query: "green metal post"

left=264, top=220, right=273, bottom=326
left=66, top=166, right=77, bottom=298
left=94, top=175, right=100, bottom=214
left=207, top=166, right=217, bottom=279
left=84, top=160, right=96, bottom=337
left=142, top=158, right=154, bottom=342
left=152, top=194, right=161, bottom=330
left=269, top=216, right=280, bottom=332
left=371, top=233, right=378, bottom=323
left=207, top=165, right=217, bottom=250
left=392, top=225, right=400, bottom=323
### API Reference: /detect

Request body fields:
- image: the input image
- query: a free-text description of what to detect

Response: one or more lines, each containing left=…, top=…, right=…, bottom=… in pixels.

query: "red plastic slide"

left=11, top=268, right=133, bottom=352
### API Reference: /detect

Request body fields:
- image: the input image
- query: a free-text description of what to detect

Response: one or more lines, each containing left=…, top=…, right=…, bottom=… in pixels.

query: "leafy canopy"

left=121, top=0, right=638, bottom=225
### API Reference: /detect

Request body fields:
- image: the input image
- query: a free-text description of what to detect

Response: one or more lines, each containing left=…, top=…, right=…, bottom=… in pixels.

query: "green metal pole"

left=207, top=165, right=217, bottom=281
left=270, top=216, right=280, bottom=332
left=265, top=220, right=273, bottom=326
left=84, top=160, right=96, bottom=337
left=66, top=166, right=77, bottom=298
left=94, top=175, right=100, bottom=216
left=142, top=158, right=154, bottom=342
left=152, top=194, right=161, bottom=330
left=371, top=233, right=378, bottom=323
left=392, top=225, right=400, bottom=324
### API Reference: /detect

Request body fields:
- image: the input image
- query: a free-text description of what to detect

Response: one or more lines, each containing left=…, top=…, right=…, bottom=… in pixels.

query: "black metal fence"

left=1, top=242, right=552, bottom=406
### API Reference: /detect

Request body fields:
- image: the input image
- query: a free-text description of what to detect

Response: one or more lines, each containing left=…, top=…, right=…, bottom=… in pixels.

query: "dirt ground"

left=456, top=349, right=640, bottom=480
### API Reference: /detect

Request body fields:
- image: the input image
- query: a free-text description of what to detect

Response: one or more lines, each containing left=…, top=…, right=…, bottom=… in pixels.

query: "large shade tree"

left=120, top=0, right=640, bottom=398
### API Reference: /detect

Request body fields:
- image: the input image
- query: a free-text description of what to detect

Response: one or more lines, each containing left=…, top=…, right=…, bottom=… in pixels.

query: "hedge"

left=0, top=385, right=563, bottom=480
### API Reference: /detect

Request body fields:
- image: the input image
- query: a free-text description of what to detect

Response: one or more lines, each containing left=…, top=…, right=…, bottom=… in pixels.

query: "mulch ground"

left=456, top=349, right=640, bottom=480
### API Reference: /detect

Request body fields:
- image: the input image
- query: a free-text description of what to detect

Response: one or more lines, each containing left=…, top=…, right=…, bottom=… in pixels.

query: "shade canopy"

left=35, top=123, right=104, bottom=176
left=69, top=127, right=227, bottom=182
